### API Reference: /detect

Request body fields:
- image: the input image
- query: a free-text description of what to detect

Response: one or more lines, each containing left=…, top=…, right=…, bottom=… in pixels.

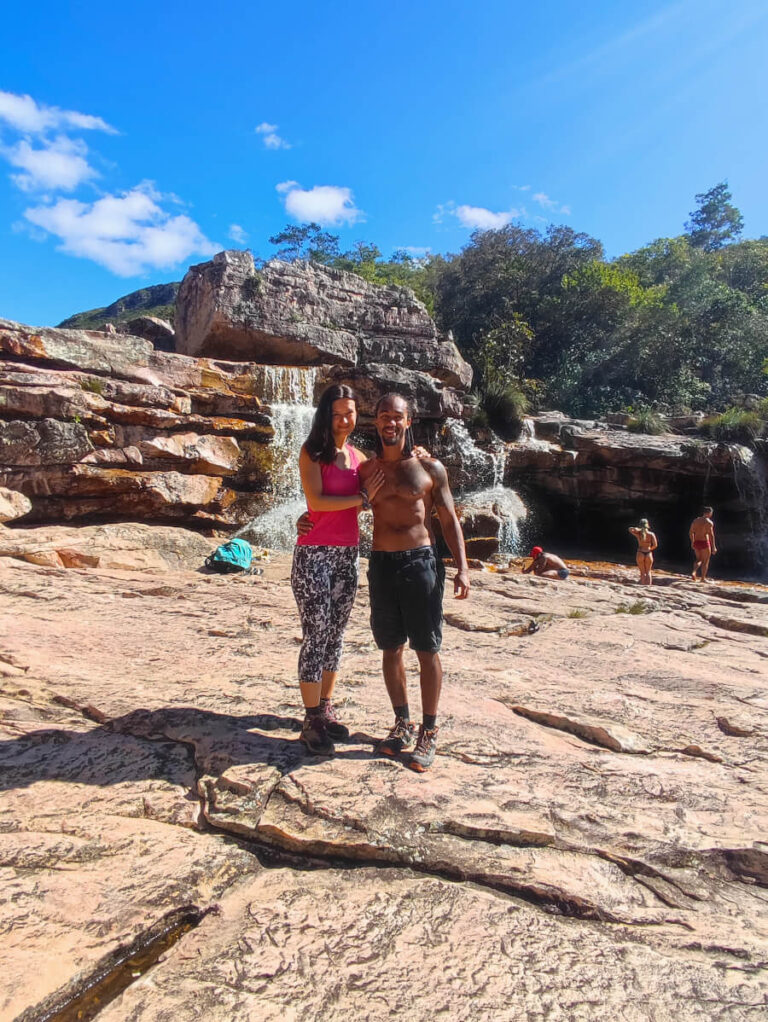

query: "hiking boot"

left=300, top=713, right=334, bottom=756
left=409, top=725, right=439, bottom=772
left=377, top=716, right=415, bottom=757
left=319, top=700, right=350, bottom=741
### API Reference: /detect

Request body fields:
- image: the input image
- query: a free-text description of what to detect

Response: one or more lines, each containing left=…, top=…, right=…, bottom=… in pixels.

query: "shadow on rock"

left=0, top=706, right=381, bottom=793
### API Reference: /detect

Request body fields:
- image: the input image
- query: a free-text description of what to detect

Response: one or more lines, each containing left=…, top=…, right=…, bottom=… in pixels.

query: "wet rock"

left=0, top=418, right=92, bottom=465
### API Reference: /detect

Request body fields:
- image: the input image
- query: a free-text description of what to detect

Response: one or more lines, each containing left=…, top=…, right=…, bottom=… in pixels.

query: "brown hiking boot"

left=409, top=725, right=439, bottom=772
left=377, top=715, right=415, bottom=757
left=319, top=700, right=350, bottom=741
left=300, top=713, right=334, bottom=756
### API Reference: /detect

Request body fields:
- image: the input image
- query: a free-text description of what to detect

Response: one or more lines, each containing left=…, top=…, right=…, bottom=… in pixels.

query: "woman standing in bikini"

left=628, top=518, right=658, bottom=585
left=291, top=384, right=384, bottom=755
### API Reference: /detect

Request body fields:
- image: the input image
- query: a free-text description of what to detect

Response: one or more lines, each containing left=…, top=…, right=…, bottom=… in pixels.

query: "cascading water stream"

left=438, top=419, right=527, bottom=556
left=236, top=368, right=318, bottom=550
left=731, top=444, right=768, bottom=579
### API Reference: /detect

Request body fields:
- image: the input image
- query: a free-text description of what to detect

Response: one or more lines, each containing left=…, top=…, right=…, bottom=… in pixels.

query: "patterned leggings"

left=291, top=545, right=359, bottom=684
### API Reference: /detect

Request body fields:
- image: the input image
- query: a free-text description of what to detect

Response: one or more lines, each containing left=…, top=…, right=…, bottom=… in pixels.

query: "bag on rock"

left=205, top=538, right=254, bottom=574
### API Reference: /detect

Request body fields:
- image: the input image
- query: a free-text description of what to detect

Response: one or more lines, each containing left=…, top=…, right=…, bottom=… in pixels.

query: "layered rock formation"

left=504, top=415, right=768, bottom=576
left=2, top=547, right=767, bottom=1019
left=176, top=251, right=471, bottom=415
left=0, top=318, right=282, bottom=526
left=0, top=260, right=473, bottom=529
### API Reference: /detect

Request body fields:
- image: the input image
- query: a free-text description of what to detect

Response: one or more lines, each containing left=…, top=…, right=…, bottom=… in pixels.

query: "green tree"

left=685, top=182, right=744, bottom=251
left=268, top=223, right=340, bottom=262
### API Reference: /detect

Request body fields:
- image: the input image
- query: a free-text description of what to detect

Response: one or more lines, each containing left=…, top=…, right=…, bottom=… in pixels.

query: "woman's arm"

left=299, top=448, right=364, bottom=512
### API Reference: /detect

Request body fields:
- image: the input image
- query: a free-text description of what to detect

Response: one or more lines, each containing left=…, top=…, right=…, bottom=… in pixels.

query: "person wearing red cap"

left=522, top=546, right=570, bottom=580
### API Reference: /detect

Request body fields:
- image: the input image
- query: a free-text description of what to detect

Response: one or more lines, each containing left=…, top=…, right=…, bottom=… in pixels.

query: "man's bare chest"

left=378, top=460, right=432, bottom=501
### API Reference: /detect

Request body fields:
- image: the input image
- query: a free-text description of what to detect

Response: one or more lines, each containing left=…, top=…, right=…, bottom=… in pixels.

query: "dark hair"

left=375, top=392, right=412, bottom=417
left=373, top=392, right=414, bottom=457
left=304, top=384, right=358, bottom=464
left=701, top=505, right=713, bottom=514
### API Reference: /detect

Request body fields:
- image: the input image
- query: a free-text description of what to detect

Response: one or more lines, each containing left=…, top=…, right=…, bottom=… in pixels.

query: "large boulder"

left=0, top=486, right=32, bottom=523
left=119, top=315, right=175, bottom=351
left=174, top=252, right=472, bottom=390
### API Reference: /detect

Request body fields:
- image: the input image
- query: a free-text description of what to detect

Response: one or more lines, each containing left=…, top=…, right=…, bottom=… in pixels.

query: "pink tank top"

left=296, top=446, right=361, bottom=547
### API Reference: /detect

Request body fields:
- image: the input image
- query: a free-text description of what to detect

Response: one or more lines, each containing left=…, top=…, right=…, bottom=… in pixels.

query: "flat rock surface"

left=1, top=542, right=767, bottom=1019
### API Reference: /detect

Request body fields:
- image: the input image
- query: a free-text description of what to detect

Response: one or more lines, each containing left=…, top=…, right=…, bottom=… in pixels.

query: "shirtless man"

left=689, top=506, right=717, bottom=582
left=358, top=394, right=470, bottom=773
left=522, top=546, right=570, bottom=580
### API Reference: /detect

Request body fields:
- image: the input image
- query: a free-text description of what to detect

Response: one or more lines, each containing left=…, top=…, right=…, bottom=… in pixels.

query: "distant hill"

left=57, top=281, right=180, bottom=330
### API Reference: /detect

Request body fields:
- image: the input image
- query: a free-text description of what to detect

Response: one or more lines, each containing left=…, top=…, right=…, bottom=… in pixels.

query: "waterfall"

left=439, top=419, right=527, bottom=555
left=732, top=444, right=768, bottom=579
left=516, top=417, right=558, bottom=452
left=236, top=368, right=318, bottom=550
left=256, top=365, right=319, bottom=405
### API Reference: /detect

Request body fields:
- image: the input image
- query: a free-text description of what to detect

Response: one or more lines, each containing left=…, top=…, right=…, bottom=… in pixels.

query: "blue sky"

left=1, top=0, right=767, bottom=326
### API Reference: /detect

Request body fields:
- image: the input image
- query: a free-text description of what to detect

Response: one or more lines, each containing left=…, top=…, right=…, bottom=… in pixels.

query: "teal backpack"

left=205, top=538, right=254, bottom=574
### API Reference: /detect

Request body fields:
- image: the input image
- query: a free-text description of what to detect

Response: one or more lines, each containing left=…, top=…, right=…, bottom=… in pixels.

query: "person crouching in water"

left=628, top=518, right=658, bottom=585
left=292, top=384, right=384, bottom=755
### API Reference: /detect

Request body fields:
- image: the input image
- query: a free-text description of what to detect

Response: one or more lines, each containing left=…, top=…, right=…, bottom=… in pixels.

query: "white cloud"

left=277, top=182, right=363, bottom=226
left=5, top=136, right=97, bottom=192
left=532, top=191, right=571, bottom=215
left=0, top=90, right=116, bottom=135
left=532, top=192, right=557, bottom=210
left=24, top=183, right=218, bottom=276
left=404, top=246, right=431, bottom=256
left=432, top=201, right=455, bottom=224
left=454, top=204, right=519, bottom=230
left=228, top=223, right=248, bottom=244
left=256, top=121, right=291, bottom=149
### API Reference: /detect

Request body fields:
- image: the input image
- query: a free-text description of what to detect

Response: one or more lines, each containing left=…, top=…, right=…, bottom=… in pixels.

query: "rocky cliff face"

left=175, top=251, right=471, bottom=412
left=505, top=414, right=768, bottom=576
left=0, top=318, right=288, bottom=527
left=0, top=254, right=475, bottom=531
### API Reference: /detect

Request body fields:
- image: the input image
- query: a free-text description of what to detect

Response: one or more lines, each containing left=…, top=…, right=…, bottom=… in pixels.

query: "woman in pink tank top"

left=291, top=384, right=384, bottom=755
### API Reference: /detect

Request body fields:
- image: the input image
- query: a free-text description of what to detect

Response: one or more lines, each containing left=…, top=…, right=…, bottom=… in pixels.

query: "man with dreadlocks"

left=358, top=393, right=470, bottom=773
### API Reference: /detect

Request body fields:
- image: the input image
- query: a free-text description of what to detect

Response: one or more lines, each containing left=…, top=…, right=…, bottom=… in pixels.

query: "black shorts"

left=368, top=546, right=446, bottom=653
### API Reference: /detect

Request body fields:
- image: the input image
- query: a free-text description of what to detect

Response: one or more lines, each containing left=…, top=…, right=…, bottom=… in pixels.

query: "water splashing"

left=236, top=368, right=318, bottom=549
left=439, top=419, right=527, bottom=555
left=732, top=444, right=768, bottom=579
